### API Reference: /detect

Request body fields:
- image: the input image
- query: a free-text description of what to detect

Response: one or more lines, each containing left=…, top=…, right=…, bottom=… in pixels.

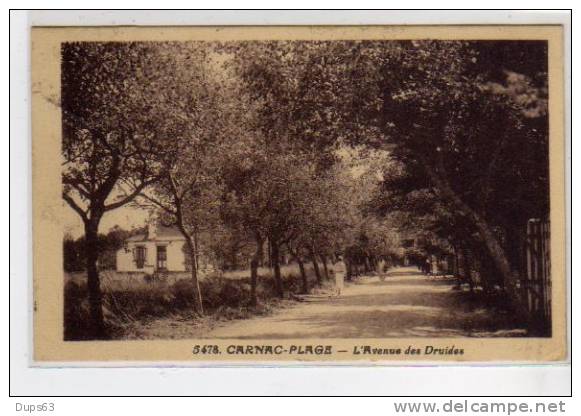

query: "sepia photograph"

left=30, top=25, right=566, bottom=362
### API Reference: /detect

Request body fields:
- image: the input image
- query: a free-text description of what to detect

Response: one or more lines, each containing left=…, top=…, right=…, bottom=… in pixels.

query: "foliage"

left=62, top=39, right=550, bottom=333
left=64, top=267, right=322, bottom=340
left=63, top=226, right=144, bottom=272
left=61, top=42, right=177, bottom=221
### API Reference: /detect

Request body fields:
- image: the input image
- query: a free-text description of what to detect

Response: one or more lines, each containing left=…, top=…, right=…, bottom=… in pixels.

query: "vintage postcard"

left=31, top=25, right=566, bottom=363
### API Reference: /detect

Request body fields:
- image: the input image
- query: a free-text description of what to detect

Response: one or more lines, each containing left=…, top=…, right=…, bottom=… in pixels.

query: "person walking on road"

left=333, top=256, right=346, bottom=296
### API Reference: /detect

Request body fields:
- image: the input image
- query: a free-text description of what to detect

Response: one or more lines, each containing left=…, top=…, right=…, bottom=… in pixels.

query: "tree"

left=225, top=41, right=365, bottom=298
left=139, top=133, right=225, bottom=315
left=133, top=44, right=231, bottom=315
left=224, top=147, right=317, bottom=299
left=346, top=41, right=548, bottom=291
left=341, top=40, right=548, bottom=291
left=63, top=226, right=131, bottom=273
left=61, top=42, right=176, bottom=337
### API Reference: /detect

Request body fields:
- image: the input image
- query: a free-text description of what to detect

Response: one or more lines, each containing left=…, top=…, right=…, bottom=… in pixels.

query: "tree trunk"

left=288, top=244, right=308, bottom=294
left=271, top=241, right=284, bottom=298
left=425, top=165, right=517, bottom=292
left=185, top=236, right=204, bottom=315
left=460, top=248, right=475, bottom=292
left=250, top=236, right=264, bottom=306
left=453, top=245, right=460, bottom=277
left=267, top=237, right=273, bottom=269
left=346, top=261, right=353, bottom=281
left=321, top=255, right=330, bottom=280
left=310, top=248, right=322, bottom=286
left=84, top=219, right=106, bottom=339
left=364, top=256, right=372, bottom=273
left=193, top=231, right=200, bottom=272
left=231, top=249, right=238, bottom=270
left=297, top=258, right=308, bottom=294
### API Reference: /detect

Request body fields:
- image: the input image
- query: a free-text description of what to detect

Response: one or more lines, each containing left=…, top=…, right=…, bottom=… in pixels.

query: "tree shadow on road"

left=223, top=277, right=527, bottom=339
left=363, top=278, right=456, bottom=288
left=208, top=270, right=529, bottom=340
left=382, top=270, right=425, bottom=277
left=230, top=304, right=526, bottom=339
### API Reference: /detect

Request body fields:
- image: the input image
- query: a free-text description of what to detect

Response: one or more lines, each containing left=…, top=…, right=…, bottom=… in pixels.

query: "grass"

left=65, top=263, right=316, bottom=285
left=64, top=264, right=334, bottom=340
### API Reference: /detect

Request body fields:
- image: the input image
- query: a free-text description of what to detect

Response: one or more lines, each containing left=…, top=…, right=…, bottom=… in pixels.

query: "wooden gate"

left=521, top=218, right=551, bottom=335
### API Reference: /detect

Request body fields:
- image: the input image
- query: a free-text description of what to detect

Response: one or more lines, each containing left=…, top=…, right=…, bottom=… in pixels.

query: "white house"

left=116, top=224, right=188, bottom=273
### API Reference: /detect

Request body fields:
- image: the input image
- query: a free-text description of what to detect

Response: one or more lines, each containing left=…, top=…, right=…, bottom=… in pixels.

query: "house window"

left=135, top=246, right=147, bottom=269
left=156, top=245, right=167, bottom=270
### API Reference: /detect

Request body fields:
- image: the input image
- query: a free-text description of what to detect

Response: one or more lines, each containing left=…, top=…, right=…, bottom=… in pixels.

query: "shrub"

left=258, top=272, right=305, bottom=297
left=63, top=267, right=324, bottom=340
left=64, top=280, right=92, bottom=340
left=173, top=275, right=253, bottom=311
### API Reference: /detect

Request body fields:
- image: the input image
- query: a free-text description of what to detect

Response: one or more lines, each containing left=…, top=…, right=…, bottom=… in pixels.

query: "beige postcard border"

left=31, top=25, right=566, bottom=363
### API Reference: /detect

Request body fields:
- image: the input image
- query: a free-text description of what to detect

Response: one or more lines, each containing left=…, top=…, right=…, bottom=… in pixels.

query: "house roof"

left=125, top=224, right=184, bottom=242
left=126, top=233, right=148, bottom=242
left=156, top=224, right=184, bottom=238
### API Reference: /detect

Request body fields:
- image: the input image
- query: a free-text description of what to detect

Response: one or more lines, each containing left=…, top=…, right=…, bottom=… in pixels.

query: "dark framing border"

left=8, top=8, right=573, bottom=398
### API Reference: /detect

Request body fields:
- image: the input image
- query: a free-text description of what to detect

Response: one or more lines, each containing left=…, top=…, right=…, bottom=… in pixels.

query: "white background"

left=6, top=4, right=574, bottom=410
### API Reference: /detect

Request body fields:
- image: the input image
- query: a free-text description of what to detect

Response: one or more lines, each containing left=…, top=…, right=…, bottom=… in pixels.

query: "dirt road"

left=203, top=267, right=526, bottom=339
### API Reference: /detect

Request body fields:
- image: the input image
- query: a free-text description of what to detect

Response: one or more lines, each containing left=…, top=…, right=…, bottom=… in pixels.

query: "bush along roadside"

left=64, top=270, right=333, bottom=340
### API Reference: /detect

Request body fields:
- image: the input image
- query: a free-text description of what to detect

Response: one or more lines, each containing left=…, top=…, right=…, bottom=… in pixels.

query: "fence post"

left=524, top=218, right=551, bottom=336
